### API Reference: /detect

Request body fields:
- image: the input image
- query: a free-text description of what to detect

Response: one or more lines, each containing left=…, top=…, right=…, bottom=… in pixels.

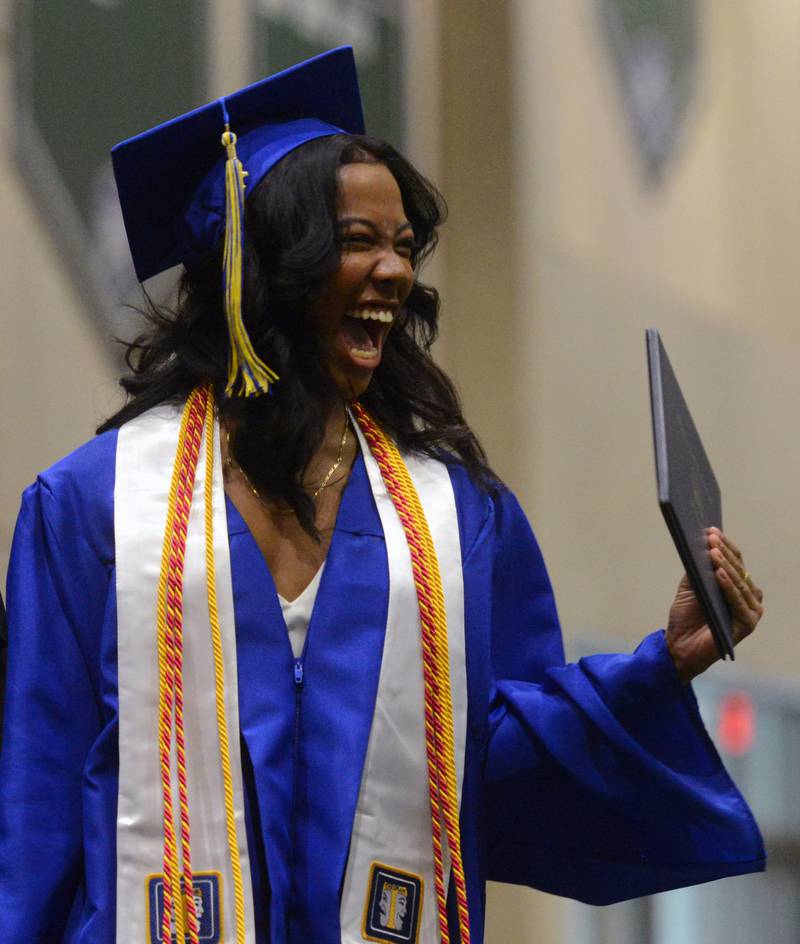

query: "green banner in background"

left=14, top=0, right=208, bottom=344
left=252, top=0, right=406, bottom=149
left=597, top=0, right=698, bottom=184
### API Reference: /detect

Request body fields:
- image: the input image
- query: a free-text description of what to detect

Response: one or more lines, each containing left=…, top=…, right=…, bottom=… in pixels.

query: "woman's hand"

left=666, top=528, right=764, bottom=683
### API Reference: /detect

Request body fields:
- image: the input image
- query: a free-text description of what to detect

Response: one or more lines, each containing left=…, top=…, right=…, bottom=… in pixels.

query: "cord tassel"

left=221, top=127, right=280, bottom=397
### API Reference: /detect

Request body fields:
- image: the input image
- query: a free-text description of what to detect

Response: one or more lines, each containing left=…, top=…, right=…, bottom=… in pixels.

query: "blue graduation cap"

left=111, top=46, right=365, bottom=397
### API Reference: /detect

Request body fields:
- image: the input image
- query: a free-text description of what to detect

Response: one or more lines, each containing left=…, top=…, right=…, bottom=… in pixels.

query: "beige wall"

left=500, top=0, right=797, bottom=677
left=435, top=0, right=799, bottom=674
left=431, top=3, right=566, bottom=936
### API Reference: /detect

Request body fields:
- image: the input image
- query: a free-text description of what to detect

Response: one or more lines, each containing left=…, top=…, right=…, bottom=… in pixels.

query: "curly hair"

left=100, top=134, right=497, bottom=535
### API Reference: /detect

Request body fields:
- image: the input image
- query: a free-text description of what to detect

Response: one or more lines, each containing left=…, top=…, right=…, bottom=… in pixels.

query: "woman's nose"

left=373, top=249, right=411, bottom=287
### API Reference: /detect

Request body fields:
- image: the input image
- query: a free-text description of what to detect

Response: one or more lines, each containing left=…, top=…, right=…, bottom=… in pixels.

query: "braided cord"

left=353, top=404, right=471, bottom=944
left=172, top=391, right=205, bottom=944
left=156, top=398, right=191, bottom=943
left=156, top=388, right=206, bottom=944
left=202, top=389, right=247, bottom=944
left=360, top=435, right=449, bottom=939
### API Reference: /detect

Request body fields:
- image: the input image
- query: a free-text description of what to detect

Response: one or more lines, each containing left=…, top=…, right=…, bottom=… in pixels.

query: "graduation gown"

left=0, top=429, right=765, bottom=943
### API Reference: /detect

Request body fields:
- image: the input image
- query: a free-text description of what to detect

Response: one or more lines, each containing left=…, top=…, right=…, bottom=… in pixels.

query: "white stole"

left=339, top=422, right=467, bottom=943
left=114, top=405, right=467, bottom=943
left=115, top=405, right=256, bottom=943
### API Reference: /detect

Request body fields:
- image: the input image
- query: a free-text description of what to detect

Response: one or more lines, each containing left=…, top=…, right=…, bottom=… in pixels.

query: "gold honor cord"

left=353, top=403, right=471, bottom=944
left=156, top=385, right=247, bottom=944
left=202, top=390, right=247, bottom=944
left=156, top=388, right=205, bottom=944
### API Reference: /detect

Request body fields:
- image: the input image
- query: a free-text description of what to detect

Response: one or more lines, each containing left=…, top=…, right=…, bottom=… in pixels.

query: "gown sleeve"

left=0, top=477, right=110, bottom=939
left=483, top=488, right=766, bottom=905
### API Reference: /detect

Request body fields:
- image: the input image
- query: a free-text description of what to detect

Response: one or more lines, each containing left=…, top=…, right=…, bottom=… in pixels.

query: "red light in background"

left=717, top=691, right=756, bottom=756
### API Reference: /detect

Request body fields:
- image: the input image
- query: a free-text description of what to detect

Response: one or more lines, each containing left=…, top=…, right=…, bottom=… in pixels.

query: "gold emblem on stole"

left=362, top=861, right=424, bottom=943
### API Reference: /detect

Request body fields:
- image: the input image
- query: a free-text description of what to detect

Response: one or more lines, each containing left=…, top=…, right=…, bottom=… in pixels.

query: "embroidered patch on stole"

left=146, top=872, right=222, bottom=943
left=362, top=862, right=424, bottom=943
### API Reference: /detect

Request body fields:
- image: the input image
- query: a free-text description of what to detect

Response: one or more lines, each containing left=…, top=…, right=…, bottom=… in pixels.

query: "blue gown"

left=0, top=429, right=764, bottom=942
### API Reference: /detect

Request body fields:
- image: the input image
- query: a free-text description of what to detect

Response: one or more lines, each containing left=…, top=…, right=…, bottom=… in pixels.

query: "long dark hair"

left=100, top=134, right=498, bottom=534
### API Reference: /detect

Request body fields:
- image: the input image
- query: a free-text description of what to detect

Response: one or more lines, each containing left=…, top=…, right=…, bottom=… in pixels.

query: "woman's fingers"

left=708, top=530, right=763, bottom=602
left=668, top=532, right=763, bottom=679
left=711, top=547, right=760, bottom=611
left=715, top=569, right=757, bottom=643
left=708, top=528, right=745, bottom=575
left=708, top=526, right=743, bottom=561
left=709, top=539, right=763, bottom=643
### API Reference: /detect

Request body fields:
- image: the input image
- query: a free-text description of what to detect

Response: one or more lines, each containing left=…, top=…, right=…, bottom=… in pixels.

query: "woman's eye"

left=341, top=233, right=372, bottom=248
left=395, top=239, right=415, bottom=258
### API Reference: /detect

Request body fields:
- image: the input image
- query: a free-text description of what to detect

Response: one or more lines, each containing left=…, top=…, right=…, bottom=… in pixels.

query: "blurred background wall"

left=1, top=0, right=798, bottom=940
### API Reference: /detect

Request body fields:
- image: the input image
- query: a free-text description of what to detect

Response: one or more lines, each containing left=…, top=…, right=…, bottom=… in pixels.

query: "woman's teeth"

left=341, top=308, right=393, bottom=361
left=347, top=308, right=394, bottom=323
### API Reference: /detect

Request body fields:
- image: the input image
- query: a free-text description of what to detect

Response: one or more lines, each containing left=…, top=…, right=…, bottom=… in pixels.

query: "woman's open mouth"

left=338, top=307, right=395, bottom=365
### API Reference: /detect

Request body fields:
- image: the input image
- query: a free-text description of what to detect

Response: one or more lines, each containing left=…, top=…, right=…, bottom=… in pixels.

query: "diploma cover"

left=646, top=328, right=734, bottom=659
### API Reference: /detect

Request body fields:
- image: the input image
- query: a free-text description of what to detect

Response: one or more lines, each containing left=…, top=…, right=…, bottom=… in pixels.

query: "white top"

left=278, top=563, right=325, bottom=658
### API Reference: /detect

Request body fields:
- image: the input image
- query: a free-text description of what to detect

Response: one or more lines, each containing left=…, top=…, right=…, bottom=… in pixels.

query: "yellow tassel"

left=221, top=127, right=280, bottom=397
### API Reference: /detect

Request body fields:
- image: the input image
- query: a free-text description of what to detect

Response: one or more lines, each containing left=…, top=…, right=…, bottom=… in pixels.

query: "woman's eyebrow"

left=339, top=216, right=414, bottom=236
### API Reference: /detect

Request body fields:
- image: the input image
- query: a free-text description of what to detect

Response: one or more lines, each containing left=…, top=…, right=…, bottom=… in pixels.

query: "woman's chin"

left=329, top=345, right=382, bottom=398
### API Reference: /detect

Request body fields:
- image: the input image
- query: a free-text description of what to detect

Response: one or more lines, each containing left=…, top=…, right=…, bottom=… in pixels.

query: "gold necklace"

left=310, top=414, right=349, bottom=498
left=224, top=413, right=350, bottom=507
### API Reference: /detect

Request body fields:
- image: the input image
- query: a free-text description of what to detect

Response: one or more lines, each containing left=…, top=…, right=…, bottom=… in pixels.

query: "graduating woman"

left=0, top=48, right=764, bottom=944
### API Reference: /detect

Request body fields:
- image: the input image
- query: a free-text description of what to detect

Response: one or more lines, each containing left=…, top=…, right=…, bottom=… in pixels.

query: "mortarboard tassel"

left=221, top=124, right=280, bottom=397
